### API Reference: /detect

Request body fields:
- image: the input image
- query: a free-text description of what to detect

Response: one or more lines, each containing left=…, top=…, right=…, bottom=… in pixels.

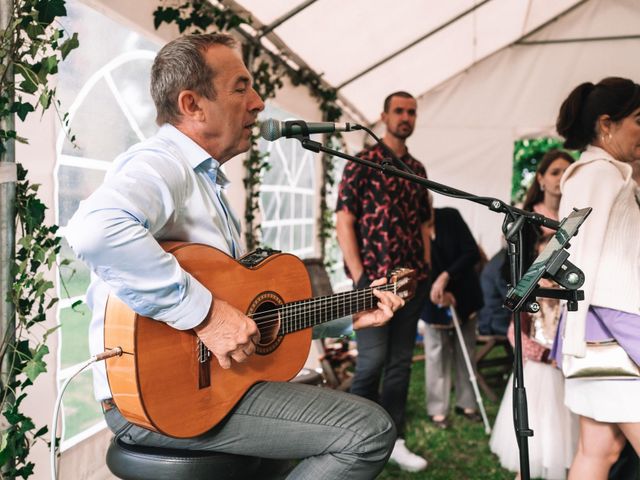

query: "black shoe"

left=429, top=416, right=449, bottom=430
left=454, top=406, right=481, bottom=422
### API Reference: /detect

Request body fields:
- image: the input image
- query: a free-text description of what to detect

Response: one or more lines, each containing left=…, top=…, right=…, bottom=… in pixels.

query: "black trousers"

left=350, top=281, right=428, bottom=437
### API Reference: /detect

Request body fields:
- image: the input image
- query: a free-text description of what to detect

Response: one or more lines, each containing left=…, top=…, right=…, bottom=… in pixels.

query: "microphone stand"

left=289, top=132, right=563, bottom=480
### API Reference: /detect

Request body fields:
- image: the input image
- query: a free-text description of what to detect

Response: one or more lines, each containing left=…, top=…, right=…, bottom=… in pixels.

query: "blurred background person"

left=336, top=91, right=431, bottom=472
left=552, top=77, right=640, bottom=479
left=522, top=149, right=574, bottom=235
left=477, top=246, right=511, bottom=337
left=421, top=207, right=483, bottom=429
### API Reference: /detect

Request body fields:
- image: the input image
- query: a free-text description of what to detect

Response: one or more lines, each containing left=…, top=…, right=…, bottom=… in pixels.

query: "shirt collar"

left=376, top=141, right=411, bottom=160
left=203, top=157, right=231, bottom=188
left=157, top=123, right=213, bottom=169
left=156, top=124, right=231, bottom=188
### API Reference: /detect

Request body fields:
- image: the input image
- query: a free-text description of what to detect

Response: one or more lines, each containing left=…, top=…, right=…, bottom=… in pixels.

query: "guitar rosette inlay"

left=247, top=291, right=284, bottom=355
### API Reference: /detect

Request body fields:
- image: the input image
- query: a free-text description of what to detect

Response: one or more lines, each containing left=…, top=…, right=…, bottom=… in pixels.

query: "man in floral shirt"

left=336, top=91, right=432, bottom=472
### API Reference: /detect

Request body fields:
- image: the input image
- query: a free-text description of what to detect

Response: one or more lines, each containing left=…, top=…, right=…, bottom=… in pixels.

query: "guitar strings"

left=248, top=284, right=395, bottom=321
left=247, top=284, right=401, bottom=334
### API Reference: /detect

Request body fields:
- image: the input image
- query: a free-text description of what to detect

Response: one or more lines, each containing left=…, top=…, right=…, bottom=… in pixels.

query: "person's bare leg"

left=618, top=422, right=640, bottom=454
left=569, top=415, right=625, bottom=480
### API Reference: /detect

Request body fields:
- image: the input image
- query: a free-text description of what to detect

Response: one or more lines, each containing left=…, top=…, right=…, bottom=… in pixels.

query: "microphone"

left=260, top=118, right=361, bottom=141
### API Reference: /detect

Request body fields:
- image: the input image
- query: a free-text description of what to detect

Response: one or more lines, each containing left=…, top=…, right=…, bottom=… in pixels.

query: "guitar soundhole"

left=248, top=292, right=284, bottom=355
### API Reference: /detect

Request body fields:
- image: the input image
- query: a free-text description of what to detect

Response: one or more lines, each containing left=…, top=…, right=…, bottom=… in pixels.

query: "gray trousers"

left=105, top=381, right=396, bottom=480
left=424, top=316, right=477, bottom=417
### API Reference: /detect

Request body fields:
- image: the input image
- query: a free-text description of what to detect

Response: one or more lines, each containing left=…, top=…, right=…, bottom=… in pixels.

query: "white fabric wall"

left=409, top=0, right=640, bottom=257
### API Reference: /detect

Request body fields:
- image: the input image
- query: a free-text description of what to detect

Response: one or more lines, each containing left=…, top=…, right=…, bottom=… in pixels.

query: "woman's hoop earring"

left=540, top=183, right=545, bottom=192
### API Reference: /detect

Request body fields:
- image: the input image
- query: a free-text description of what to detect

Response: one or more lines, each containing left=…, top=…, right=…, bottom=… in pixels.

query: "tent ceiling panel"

left=232, top=0, right=589, bottom=122
left=236, top=0, right=307, bottom=25
left=340, top=16, right=476, bottom=122
left=268, top=0, right=478, bottom=86
left=525, top=0, right=640, bottom=41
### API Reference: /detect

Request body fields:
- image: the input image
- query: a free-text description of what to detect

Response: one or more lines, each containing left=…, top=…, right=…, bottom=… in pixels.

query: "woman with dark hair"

left=552, top=77, right=640, bottom=479
left=522, top=149, right=574, bottom=236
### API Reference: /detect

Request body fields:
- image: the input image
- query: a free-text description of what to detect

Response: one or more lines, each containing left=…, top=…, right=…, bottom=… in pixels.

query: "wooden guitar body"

left=104, top=243, right=312, bottom=438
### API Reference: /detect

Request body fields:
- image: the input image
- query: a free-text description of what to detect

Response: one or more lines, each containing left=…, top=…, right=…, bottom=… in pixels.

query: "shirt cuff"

left=153, top=273, right=212, bottom=330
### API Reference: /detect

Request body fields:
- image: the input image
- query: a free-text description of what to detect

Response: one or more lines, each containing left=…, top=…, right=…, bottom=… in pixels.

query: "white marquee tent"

left=8, top=0, right=640, bottom=478
left=223, top=0, right=640, bottom=255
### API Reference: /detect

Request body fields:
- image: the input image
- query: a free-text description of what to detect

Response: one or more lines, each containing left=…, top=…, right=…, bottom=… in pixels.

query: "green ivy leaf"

left=41, top=56, right=59, bottom=76
left=39, top=90, right=52, bottom=110
left=36, top=0, right=67, bottom=24
left=153, top=7, right=181, bottom=30
left=15, top=63, right=39, bottom=95
left=59, top=32, right=79, bottom=60
left=24, top=345, right=49, bottom=382
left=11, top=101, right=35, bottom=122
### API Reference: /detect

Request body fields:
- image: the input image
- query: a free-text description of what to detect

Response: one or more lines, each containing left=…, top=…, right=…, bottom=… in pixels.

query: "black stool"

left=105, top=366, right=321, bottom=480
left=106, top=437, right=263, bottom=480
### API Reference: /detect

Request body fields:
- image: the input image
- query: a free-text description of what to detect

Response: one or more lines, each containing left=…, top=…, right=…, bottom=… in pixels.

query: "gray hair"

left=151, top=33, right=238, bottom=125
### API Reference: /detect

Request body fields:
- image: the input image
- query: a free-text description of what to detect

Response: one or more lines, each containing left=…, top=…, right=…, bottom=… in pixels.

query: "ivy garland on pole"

left=0, top=0, right=78, bottom=477
left=153, top=1, right=344, bottom=256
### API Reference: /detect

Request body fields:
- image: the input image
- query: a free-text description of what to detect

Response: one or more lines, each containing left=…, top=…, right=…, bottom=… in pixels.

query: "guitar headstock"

left=388, top=268, right=417, bottom=302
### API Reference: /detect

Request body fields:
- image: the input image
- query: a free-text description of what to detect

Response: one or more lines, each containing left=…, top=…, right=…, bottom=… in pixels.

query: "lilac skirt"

left=552, top=306, right=640, bottom=368
left=552, top=306, right=640, bottom=422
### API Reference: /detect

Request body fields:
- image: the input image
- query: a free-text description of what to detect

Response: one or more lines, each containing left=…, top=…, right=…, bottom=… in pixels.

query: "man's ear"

left=380, top=111, right=388, bottom=124
left=177, top=90, right=204, bottom=122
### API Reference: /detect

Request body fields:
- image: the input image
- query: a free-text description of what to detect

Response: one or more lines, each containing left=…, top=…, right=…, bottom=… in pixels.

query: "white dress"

left=490, top=361, right=579, bottom=479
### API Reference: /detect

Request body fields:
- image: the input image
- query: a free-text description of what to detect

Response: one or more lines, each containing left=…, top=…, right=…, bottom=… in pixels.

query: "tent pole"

left=0, top=0, right=16, bottom=408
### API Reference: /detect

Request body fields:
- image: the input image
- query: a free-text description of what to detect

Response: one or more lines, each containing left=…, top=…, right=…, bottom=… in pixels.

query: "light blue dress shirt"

left=66, top=124, right=243, bottom=400
left=67, top=124, right=352, bottom=401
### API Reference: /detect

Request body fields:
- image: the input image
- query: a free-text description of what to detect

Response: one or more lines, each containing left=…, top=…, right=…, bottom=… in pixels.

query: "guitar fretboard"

left=276, top=284, right=397, bottom=334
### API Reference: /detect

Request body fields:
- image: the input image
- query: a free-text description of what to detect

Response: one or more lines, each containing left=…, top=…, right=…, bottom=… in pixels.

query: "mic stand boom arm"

left=296, top=135, right=559, bottom=230
left=293, top=134, right=577, bottom=480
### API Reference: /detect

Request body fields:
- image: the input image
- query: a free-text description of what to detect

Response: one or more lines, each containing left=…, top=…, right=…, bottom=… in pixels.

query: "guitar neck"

left=278, top=284, right=396, bottom=334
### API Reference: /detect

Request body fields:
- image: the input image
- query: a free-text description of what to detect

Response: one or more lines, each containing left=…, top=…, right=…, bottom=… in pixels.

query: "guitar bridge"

left=197, top=339, right=211, bottom=389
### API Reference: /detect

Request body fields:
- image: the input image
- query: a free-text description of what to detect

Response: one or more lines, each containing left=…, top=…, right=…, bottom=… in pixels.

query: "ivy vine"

left=153, top=1, right=344, bottom=256
left=0, top=0, right=78, bottom=477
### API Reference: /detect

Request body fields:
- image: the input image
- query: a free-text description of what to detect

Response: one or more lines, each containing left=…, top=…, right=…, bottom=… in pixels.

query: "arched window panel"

left=258, top=105, right=317, bottom=258
left=57, top=165, right=106, bottom=226
left=59, top=303, right=91, bottom=370
left=55, top=0, right=160, bottom=448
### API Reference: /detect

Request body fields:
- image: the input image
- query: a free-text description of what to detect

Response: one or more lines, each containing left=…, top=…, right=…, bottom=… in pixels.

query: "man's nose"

left=250, top=88, right=265, bottom=113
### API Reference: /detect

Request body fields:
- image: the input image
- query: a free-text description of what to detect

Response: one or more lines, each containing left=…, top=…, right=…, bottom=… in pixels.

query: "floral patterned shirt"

left=336, top=143, right=431, bottom=283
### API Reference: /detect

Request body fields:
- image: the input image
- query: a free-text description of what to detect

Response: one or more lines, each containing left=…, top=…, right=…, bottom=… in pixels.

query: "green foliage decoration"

left=0, top=1, right=78, bottom=477
left=153, top=1, right=344, bottom=255
left=511, top=137, right=578, bottom=205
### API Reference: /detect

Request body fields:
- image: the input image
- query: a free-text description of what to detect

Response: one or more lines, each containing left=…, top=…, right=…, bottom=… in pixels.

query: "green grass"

left=378, top=354, right=514, bottom=480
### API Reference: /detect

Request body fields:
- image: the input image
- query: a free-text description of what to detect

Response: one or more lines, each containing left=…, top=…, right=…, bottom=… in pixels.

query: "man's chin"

left=392, top=130, right=412, bottom=140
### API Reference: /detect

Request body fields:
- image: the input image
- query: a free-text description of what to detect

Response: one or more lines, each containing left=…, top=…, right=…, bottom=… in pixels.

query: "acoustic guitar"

left=104, top=242, right=416, bottom=438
